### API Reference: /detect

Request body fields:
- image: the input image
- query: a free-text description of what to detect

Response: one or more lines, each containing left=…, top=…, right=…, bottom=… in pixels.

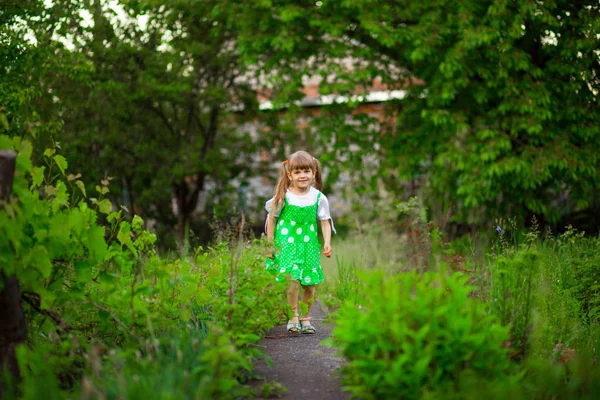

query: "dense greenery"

left=321, top=200, right=600, bottom=399
left=2, top=1, right=600, bottom=398
left=238, top=0, right=600, bottom=231
left=0, top=136, right=286, bottom=399
left=3, top=0, right=599, bottom=238
left=334, top=270, right=511, bottom=399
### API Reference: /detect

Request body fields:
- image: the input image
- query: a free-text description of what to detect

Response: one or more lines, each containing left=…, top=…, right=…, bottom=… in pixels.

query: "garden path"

left=253, top=300, right=349, bottom=400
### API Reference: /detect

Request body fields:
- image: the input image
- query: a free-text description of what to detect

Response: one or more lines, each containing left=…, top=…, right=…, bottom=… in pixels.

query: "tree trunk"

left=174, top=171, right=207, bottom=245
left=174, top=181, right=192, bottom=245
left=0, top=150, right=27, bottom=399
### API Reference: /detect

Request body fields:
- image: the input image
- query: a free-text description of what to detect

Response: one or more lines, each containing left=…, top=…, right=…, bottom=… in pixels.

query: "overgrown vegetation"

left=0, top=136, right=286, bottom=399
left=3, top=1, right=600, bottom=398
left=322, top=199, right=600, bottom=399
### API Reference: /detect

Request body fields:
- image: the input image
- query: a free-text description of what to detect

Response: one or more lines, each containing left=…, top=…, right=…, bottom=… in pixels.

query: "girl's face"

left=288, top=167, right=314, bottom=190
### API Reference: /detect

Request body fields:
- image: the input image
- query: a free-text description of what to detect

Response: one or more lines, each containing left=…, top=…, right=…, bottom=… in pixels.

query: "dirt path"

left=253, top=301, right=349, bottom=400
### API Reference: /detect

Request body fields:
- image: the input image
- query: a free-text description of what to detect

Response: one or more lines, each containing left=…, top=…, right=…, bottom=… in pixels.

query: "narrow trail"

left=253, top=301, right=349, bottom=400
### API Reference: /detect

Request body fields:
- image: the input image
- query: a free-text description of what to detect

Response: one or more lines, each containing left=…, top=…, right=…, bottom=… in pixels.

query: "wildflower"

left=496, top=225, right=505, bottom=235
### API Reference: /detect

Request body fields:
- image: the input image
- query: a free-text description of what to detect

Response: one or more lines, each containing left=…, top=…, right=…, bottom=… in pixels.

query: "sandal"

left=300, top=317, right=316, bottom=334
left=287, top=314, right=301, bottom=334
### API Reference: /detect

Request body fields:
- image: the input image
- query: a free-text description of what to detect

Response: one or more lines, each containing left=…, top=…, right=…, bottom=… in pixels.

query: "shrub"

left=332, top=270, right=511, bottom=400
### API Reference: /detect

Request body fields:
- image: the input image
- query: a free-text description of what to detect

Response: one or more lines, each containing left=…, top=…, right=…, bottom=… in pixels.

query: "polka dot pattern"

left=265, top=193, right=324, bottom=285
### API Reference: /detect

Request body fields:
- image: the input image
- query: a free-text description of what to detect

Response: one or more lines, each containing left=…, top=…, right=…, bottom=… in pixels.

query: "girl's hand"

left=323, top=244, right=332, bottom=258
left=265, top=243, right=276, bottom=259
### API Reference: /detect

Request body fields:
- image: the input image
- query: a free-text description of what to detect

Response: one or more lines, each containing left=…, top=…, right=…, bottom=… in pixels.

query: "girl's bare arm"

left=266, top=214, right=277, bottom=258
left=321, top=219, right=332, bottom=257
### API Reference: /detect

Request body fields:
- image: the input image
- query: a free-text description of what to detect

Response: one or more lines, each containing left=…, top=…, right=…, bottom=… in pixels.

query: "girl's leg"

left=287, top=280, right=300, bottom=324
left=301, top=285, right=315, bottom=316
left=300, top=285, right=317, bottom=334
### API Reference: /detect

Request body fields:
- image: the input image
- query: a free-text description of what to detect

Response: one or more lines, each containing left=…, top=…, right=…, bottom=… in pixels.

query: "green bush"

left=332, top=270, right=511, bottom=400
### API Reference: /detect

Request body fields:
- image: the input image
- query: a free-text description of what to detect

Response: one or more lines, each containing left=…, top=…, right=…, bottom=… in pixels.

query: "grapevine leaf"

left=31, top=166, right=45, bottom=188
left=97, top=199, right=112, bottom=214
left=54, top=154, right=68, bottom=175
left=117, top=222, right=132, bottom=246
left=107, top=211, right=122, bottom=224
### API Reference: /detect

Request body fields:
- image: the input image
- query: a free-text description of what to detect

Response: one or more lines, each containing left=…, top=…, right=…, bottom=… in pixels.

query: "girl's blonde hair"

left=272, top=150, right=323, bottom=213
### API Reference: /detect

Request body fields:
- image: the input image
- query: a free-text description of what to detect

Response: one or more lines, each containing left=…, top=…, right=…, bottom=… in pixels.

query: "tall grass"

left=319, top=228, right=414, bottom=310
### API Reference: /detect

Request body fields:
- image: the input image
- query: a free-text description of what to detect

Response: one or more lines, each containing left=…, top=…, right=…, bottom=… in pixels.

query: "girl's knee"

left=303, top=284, right=315, bottom=294
left=289, top=280, right=300, bottom=289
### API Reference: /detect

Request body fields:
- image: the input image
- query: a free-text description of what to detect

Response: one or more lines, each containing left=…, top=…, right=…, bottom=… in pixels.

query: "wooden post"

left=0, top=150, right=27, bottom=398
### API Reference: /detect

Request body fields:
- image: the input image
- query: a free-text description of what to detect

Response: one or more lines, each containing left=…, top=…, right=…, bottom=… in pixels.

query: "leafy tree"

left=15, top=0, right=264, bottom=244
left=236, top=0, right=600, bottom=230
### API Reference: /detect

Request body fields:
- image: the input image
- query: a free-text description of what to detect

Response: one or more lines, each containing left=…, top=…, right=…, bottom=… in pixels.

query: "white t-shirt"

left=265, top=187, right=336, bottom=233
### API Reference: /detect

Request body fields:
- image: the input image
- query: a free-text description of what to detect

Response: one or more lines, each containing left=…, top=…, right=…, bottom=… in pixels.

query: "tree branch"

left=21, top=292, right=68, bottom=334
left=146, top=102, right=177, bottom=137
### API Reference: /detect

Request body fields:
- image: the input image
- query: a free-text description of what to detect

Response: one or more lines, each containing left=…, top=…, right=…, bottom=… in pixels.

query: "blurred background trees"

left=237, top=0, right=600, bottom=234
left=2, top=0, right=599, bottom=246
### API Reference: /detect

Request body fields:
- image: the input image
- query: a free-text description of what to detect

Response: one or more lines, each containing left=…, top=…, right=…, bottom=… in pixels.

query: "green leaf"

left=54, top=154, right=68, bottom=175
left=74, top=259, right=93, bottom=284
left=0, top=135, right=12, bottom=150
left=40, top=290, right=56, bottom=310
left=27, top=246, right=53, bottom=279
left=43, top=148, right=56, bottom=158
left=97, top=199, right=112, bottom=214
left=75, top=180, right=86, bottom=198
left=86, top=225, right=107, bottom=260
left=107, top=210, right=122, bottom=224
left=95, top=185, right=109, bottom=195
left=117, top=222, right=132, bottom=246
left=196, top=286, right=212, bottom=303
left=31, top=167, right=45, bottom=188
left=18, top=140, right=32, bottom=158
left=132, top=215, right=144, bottom=232
left=51, top=182, right=69, bottom=211
left=16, top=152, right=32, bottom=174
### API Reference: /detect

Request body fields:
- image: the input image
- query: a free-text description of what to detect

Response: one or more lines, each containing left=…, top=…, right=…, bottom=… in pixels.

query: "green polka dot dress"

left=265, top=193, right=324, bottom=285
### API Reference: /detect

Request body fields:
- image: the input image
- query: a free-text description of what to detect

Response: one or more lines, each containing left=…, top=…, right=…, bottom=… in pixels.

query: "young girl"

left=265, top=150, right=335, bottom=334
